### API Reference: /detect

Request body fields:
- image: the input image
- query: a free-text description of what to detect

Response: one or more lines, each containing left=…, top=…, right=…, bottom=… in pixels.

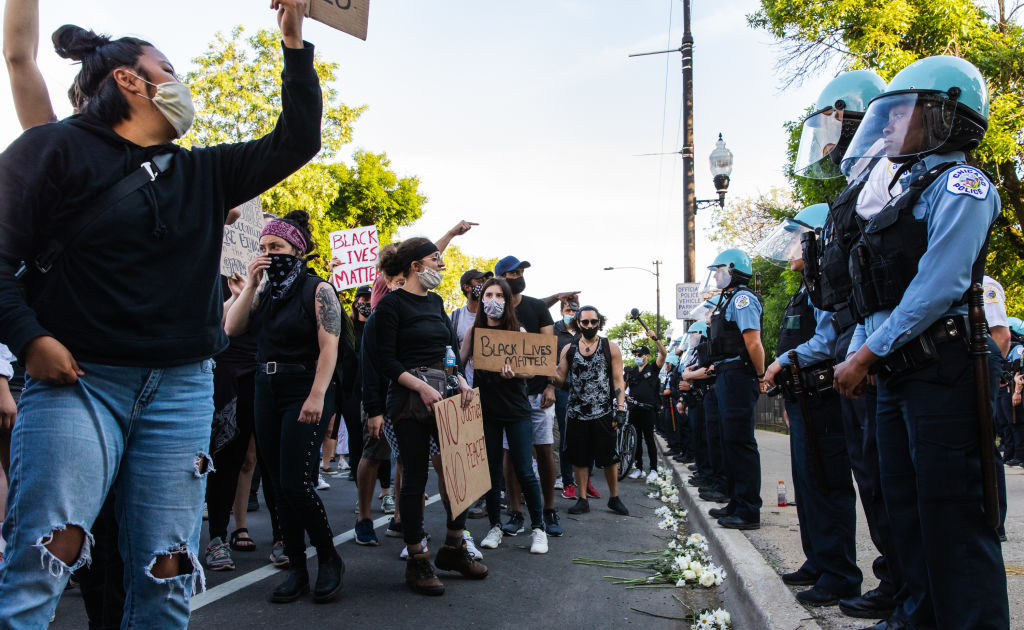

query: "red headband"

left=260, top=220, right=307, bottom=254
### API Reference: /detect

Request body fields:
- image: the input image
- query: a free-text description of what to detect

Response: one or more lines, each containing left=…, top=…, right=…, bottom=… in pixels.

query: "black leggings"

left=339, top=394, right=363, bottom=466
left=393, top=415, right=467, bottom=545
left=631, top=407, right=659, bottom=471
left=254, top=372, right=336, bottom=562
left=206, top=371, right=255, bottom=542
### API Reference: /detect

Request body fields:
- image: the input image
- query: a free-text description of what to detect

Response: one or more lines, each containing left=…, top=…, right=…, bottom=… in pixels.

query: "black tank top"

left=251, top=271, right=322, bottom=364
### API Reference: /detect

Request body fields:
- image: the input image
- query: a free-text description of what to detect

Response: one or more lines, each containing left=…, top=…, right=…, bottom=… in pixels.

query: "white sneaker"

left=317, top=475, right=330, bottom=490
left=530, top=528, right=548, bottom=554
left=463, top=530, right=484, bottom=560
left=480, top=526, right=503, bottom=549
left=399, top=537, right=429, bottom=560
left=554, top=478, right=564, bottom=490
left=646, top=470, right=660, bottom=483
left=628, top=469, right=643, bottom=480
left=339, top=457, right=351, bottom=471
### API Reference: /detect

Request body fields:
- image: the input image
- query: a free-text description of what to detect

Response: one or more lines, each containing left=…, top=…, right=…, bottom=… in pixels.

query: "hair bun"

left=282, top=210, right=311, bottom=229
left=52, top=25, right=111, bottom=61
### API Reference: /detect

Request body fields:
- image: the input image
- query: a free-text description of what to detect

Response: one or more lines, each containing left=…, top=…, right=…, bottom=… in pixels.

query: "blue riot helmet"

left=706, top=248, right=753, bottom=292
left=841, top=56, right=989, bottom=175
left=755, top=203, right=829, bottom=266
left=1008, top=316, right=1024, bottom=336
left=794, top=70, right=887, bottom=179
left=688, top=320, right=708, bottom=335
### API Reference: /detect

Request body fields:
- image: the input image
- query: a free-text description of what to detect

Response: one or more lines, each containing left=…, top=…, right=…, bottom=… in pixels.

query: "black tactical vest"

left=776, top=285, right=817, bottom=357
left=709, top=286, right=760, bottom=362
left=848, top=161, right=982, bottom=317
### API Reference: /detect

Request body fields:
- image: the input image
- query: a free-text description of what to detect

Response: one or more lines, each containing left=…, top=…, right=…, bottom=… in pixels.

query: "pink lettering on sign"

left=329, top=225, right=380, bottom=291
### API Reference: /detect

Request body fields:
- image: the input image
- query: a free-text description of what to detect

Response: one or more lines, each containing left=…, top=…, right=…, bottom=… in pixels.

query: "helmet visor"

left=755, top=218, right=812, bottom=266
left=794, top=108, right=845, bottom=179
left=840, top=92, right=955, bottom=176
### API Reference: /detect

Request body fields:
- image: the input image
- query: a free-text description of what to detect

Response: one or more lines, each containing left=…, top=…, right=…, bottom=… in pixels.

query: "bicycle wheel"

left=617, top=424, right=638, bottom=480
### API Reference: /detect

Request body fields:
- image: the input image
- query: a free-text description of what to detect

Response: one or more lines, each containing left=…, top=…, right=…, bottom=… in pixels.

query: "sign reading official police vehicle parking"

left=433, top=389, right=489, bottom=517
left=473, top=329, right=557, bottom=377
left=306, top=0, right=370, bottom=40
left=675, top=282, right=701, bottom=319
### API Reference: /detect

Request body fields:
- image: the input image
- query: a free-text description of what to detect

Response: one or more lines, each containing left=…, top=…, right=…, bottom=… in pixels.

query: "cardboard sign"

left=329, top=225, right=379, bottom=290
left=306, top=0, right=370, bottom=41
left=472, top=328, right=557, bottom=377
left=220, top=198, right=263, bottom=277
left=433, top=389, right=489, bottom=517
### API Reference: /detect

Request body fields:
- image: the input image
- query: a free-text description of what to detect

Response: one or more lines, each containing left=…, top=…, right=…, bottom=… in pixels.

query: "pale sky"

left=0, top=0, right=834, bottom=340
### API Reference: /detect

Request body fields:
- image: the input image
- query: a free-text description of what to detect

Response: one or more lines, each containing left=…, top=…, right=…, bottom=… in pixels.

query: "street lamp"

left=696, top=133, right=734, bottom=210
left=603, top=261, right=662, bottom=339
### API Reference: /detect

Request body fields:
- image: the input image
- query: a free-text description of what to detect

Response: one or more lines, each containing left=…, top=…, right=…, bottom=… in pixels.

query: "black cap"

left=634, top=346, right=651, bottom=355
left=459, top=269, right=493, bottom=287
left=354, top=285, right=372, bottom=297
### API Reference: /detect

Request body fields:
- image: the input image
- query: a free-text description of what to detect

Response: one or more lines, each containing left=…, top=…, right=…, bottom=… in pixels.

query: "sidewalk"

left=662, top=429, right=1023, bottom=630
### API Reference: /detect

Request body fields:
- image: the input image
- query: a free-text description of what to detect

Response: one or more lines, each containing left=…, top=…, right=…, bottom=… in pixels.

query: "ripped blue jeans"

left=0, top=360, right=214, bottom=630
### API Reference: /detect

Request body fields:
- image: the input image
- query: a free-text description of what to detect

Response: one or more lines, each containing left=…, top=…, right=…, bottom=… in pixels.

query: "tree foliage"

left=707, top=187, right=798, bottom=252
left=749, top=0, right=1024, bottom=313
left=435, top=246, right=499, bottom=314
left=606, top=311, right=673, bottom=362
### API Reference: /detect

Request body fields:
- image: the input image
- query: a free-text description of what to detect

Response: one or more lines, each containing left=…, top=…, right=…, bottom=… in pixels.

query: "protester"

left=460, top=277, right=548, bottom=554
left=375, top=238, right=487, bottom=596
left=553, top=299, right=580, bottom=498
left=450, top=269, right=492, bottom=387
left=0, top=1, right=321, bottom=624
left=624, top=331, right=666, bottom=482
left=554, top=306, right=629, bottom=516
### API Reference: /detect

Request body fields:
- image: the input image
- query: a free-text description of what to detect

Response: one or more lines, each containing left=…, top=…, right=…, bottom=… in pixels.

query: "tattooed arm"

left=298, top=282, right=340, bottom=424
left=609, top=340, right=627, bottom=411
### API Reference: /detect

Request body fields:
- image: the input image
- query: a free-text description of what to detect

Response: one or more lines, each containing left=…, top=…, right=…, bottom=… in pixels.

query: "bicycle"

left=615, top=398, right=641, bottom=480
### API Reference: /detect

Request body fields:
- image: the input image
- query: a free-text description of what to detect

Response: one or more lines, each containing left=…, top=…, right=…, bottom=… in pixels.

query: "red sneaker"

left=561, top=484, right=577, bottom=500
left=586, top=480, right=601, bottom=499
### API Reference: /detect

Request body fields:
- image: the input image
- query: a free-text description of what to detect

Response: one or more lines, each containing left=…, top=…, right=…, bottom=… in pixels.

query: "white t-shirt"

left=450, top=305, right=478, bottom=386
left=983, top=275, right=1008, bottom=329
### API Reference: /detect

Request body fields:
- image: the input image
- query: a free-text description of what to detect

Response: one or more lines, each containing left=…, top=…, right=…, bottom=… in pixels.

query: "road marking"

left=191, top=495, right=442, bottom=610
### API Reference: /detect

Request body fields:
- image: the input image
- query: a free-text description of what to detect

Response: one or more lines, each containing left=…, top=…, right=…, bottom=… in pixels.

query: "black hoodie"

left=0, top=42, right=322, bottom=367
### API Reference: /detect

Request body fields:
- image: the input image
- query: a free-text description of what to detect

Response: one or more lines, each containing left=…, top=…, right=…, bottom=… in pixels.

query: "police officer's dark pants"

left=673, top=405, right=691, bottom=458
left=716, top=368, right=762, bottom=521
left=1008, top=398, right=1024, bottom=462
left=702, top=388, right=727, bottom=494
left=875, top=340, right=1008, bottom=629
left=690, top=400, right=710, bottom=477
left=994, top=387, right=1013, bottom=458
left=785, top=395, right=861, bottom=596
left=839, top=388, right=903, bottom=600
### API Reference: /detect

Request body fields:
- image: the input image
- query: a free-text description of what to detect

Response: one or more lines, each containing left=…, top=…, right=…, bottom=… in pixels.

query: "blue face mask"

left=563, top=314, right=574, bottom=326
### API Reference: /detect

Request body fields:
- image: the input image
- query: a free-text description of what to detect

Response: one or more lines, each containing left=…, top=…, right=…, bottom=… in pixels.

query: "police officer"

left=679, top=321, right=714, bottom=482
left=834, top=56, right=1009, bottom=629
left=795, top=70, right=906, bottom=623
left=705, top=250, right=765, bottom=529
left=759, top=203, right=862, bottom=606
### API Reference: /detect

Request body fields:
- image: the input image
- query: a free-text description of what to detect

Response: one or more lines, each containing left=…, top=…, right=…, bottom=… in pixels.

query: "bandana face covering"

left=471, top=284, right=485, bottom=301
left=268, top=253, right=302, bottom=296
left=355, top=302, right=372, bottom=318
left=483, top=298, right=505, bottom=319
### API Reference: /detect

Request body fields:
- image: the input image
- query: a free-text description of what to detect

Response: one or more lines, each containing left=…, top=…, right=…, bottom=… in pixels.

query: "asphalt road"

left=48, top=465, right=721, bottom=629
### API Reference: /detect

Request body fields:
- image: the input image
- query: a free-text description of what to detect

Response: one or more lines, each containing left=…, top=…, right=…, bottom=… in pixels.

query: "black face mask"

left=507, top=277, right=526, bottom=295
left=268, top=253, right=300, bottom=288
left=470, top=284, right=484, bottom=301
left=580, top=327, right=598, bottom=340
left=354, top=302, right=371, bottom=318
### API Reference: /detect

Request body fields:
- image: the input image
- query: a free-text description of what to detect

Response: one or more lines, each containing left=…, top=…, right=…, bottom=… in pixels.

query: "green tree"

left=749, top=0, right=1024, bottom=311
left=435, top=246, right=499, bottom=314
left=707, top=187, right=797, bottom=252
left=606, top=311, right=673, bottom=361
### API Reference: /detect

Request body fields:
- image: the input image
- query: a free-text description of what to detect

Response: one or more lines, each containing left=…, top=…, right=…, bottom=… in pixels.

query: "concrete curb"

left=654, top=435, right=823, bottom=630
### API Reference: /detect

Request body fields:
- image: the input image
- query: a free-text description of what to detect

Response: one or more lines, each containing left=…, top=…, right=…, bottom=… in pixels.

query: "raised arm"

left=434, top=220, right=477, bottom=253
left=3, top=0, right=57, bottom=129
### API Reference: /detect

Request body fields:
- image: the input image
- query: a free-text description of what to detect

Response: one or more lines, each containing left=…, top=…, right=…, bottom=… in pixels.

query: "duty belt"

left=776, top=360, right=836, bottom=402
left=872, top=316, right=968, bottom=378
left=258, top=361, right=314, bottom=375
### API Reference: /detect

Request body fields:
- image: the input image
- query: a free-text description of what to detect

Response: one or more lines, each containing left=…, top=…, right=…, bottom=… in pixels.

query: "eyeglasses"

left=579, top=319, right=600, bottom=326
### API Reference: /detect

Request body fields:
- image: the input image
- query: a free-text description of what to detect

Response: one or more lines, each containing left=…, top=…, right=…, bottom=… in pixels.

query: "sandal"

left=229, top=527, right=256, bottom=552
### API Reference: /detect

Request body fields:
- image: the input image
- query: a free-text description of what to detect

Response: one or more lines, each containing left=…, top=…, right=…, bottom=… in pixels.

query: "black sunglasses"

left=579, top=319, right=600, bottom=326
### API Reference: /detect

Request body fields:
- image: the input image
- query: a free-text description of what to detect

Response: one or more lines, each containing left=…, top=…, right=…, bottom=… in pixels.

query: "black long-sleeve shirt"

left=360, top=312, right=386, bottom=418
left=373, top=289, right=461, bottom=418
left=0, top=42, right=322, bottom=366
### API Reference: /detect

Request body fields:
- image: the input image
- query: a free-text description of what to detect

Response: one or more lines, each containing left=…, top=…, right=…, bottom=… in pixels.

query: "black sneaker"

left=607, top=496, right=629, bottom=516
left=543, top=509, right=563, bottom=536
left=386, top=517, right=404, bottom=538
left=782, top=566, right=820, bottom=586
left=567, top=498, right=590, bottom=514
left=501, top=511, right=525, bottom=536
left=355, top=518, right=379, bottom=546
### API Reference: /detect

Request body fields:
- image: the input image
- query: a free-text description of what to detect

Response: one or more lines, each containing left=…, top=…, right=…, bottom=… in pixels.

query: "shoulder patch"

left=945, top=166, right=990, bottom=200
left=735, top=295, right=751, bottom=310
left=983, top=285, right=1000, bottom=304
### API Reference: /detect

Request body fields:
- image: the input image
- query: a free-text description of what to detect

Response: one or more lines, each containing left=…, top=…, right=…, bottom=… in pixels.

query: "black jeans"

left=206, top=370, right=255, bottom=542
left=393, top=415, right=467, bottom=545
left=630, top=406, right=659, bottom=471
left=254, top=372, right=336, bottom=562
left=340, top=393, right=363, bottom=466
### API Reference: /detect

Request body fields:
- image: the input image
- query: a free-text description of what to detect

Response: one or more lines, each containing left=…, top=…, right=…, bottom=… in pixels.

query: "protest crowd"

left=0, top=1, right=1018, bottom=629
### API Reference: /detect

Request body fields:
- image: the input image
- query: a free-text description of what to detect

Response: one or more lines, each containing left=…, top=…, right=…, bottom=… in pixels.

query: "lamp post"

left=630, top=0, right=736, bottom=283
left=603, top=261, right=662, bottom=339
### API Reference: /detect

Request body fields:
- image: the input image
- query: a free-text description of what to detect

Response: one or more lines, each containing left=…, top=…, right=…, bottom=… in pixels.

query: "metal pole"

left=654, top=260, right=662, bottom=340
left=681, top=0, right=696, bottom=283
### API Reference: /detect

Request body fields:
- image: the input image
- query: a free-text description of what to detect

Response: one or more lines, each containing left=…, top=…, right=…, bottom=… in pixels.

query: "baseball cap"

left=494, top=256, right=531, bottom=277
left=634, top=346, right=651, bottom=356
left=354, top=284, right=372, bottom=298
left=459, top=269, right=493, bottom=287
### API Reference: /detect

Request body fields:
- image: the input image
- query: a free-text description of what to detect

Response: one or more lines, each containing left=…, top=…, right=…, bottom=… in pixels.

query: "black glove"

left=613, top=409, right=628, bottom=427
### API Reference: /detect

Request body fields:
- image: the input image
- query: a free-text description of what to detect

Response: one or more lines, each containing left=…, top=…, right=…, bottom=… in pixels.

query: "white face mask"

left=713, top=266, right=732, bottom=290
left=483, top=298, right=505, bottom=319
left=417, top=266, right=443, bottom=290
left=128, top=71, right=195, bottom=138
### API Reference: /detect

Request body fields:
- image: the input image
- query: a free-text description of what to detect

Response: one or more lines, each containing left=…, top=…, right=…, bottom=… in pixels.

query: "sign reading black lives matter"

left=306, top=0, right=370, bottom=41
left=472, top=329, right=557, bottom=377
left=219, top=198, right=263, bottom=278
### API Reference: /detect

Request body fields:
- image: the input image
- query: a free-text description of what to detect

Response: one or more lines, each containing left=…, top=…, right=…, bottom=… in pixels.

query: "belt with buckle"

left=258, top=361, right=313, bottom=375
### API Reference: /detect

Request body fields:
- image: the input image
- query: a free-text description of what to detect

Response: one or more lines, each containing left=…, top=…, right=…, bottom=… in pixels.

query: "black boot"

left=313, top=550, right=344, bottom=603
left=270, top=560, right=309, bottom=603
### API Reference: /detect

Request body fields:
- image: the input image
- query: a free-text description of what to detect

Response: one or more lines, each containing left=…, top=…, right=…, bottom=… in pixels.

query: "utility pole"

left=680, top=0, right=696, bottom=284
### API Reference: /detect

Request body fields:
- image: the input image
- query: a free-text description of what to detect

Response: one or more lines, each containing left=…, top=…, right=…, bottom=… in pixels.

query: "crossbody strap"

left=22, top=152, right=175, bottom=277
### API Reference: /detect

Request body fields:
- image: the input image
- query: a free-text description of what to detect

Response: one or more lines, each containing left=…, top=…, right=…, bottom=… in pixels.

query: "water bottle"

left=444, top=345, right=458, bottom=396
left=777, top=480, right=788, bottom=507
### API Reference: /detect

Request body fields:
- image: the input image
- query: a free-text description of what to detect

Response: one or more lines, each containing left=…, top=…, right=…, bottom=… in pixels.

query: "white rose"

left=699, top=572, right=716, bottom=587
left=683, top=569, right=697, bottom=581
